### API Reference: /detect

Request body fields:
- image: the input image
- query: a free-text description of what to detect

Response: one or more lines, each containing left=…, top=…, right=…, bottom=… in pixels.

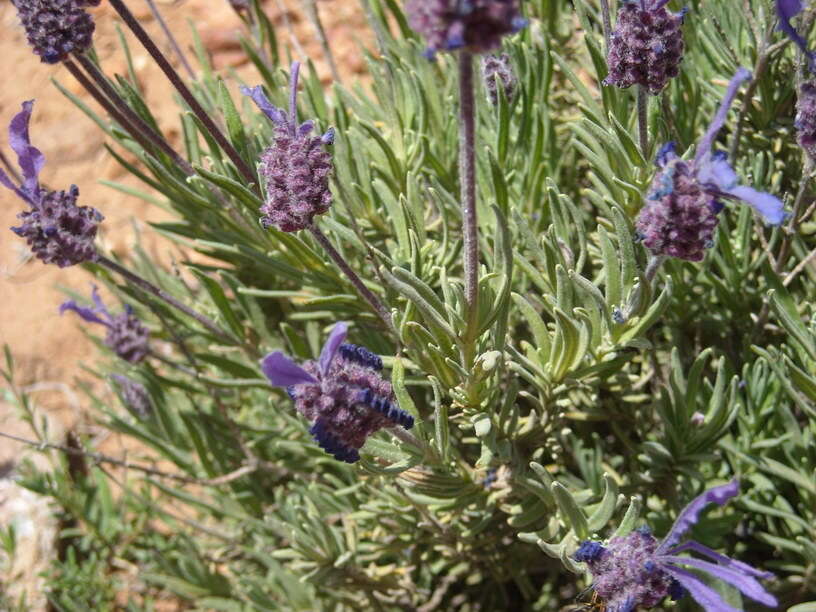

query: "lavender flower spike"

left=481, top=53, right=517, bottom=106
left=12, top=0, right=101, bottom=64
left=405, top=0, right=527, bottom=57
left=636, top=69, right=786, bottom=261
left=61, top=286, right=150, bottom=364
left=240, top=63, right=334, bottom=233
left=604, top=0, right=686, bottom=94
left=3, top=101, right=103, bottom=267
left=261, top=322, right=413, bottom=463
left=776, top=0, right=816, bottom=70
left=574, top=480, right=777, bottom=612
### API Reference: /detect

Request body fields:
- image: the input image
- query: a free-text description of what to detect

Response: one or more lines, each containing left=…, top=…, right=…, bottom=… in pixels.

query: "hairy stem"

left=307, top=224, right=394, bottom=332
left=599, top=0, right=612, bottom=52
left=304, top=0, right=341, bottom=83
left=144, top=0, right=195, bottom=80
left=108, top=0, right=258, bottom=188
left=637, top=86, right=649, bottom=159
left=459, top=52, right=479, bottom=341
left=97, top=255, right=240, bottom=345
left=70, top=54, right=196, bottom=176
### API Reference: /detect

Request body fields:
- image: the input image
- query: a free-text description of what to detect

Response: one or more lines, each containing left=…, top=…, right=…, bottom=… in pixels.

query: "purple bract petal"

left=7, top=100, right=44, bottom=202
left=725, top=185, right=787, bottom=225
left=657, top=480, right=740, bottom=554
left=319, top=321, right=348, bottom=375
left=59, top=300, right=110, bottom=327
left=695, top=69, right=751, bottom=163
left=240, top=85, right=286, bottom=124
left=261, top=351, right=318, bottom=387
left=776, top=0, right=816, bottom=69
left=667, top=541, right=775, bottom=580
left=661, top=555, right=777, bottom=607
left=663, top=566, right=742, bottom=612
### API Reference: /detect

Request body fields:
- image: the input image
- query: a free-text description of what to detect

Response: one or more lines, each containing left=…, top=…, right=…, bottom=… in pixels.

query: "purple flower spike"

left=260, top=322, right=413, bottom=463
left=574, top=480, right=778, bottom=612
left=636, top=69, right=786, bottom=261
left=241, top=63, right=335, bottom=232
left=604, top=0, right=686, bottom=94
left=61, top=286, right=150, bottom=364
left=481, top=53, right=517, bottom=106
left=405, top=0, right=526, bottom=56
left=111, top=375, right=152, bottom=419
left=12, top=0, right=99, bottom=64
left=3, top=101, right=103, bottom=267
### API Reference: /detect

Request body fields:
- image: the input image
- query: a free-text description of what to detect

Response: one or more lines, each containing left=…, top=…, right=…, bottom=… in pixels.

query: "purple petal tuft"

left=319, top=322, right=348, bottom=375
left=661, top=556, right=777, bottom=607
left=59, top=300, right=110, bottom=327
left=261, top=351, right=318, bottom=387
left=240, top=85, right=286, bottom=124
left=657, top=480, right=740, bottom=554
left=725, top=186, right=787, bottom=225
left=663, top=566, right=742, bottom=612
left=8, top=100, right=44, bottom=200
left=695, top=69, right=751, bottom=163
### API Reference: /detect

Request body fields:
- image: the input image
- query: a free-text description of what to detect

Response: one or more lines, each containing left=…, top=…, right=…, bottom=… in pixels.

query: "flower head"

left=636, top=69, right=786, bottom=261
left=261, top=322, right=414, bottom=463
left=241, top=63, right=334, bottom=233
left=12, top=0, right=100, bottom=64
left=60, top=286, right=150, bottom=364
left=481, top=53, right=517, bottom=105
left=604, top=0, right=687, bottom=94
left=575, top=480, right=777, bottom=612
left=2, top=101, right=103, bottom=267
left=111, top=375, right=152, bottom=419
left=405, top=0, right=527, bottom=57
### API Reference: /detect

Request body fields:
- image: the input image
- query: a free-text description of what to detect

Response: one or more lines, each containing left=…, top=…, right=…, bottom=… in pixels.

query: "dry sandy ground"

left=0, top=0, right=369, bottom=606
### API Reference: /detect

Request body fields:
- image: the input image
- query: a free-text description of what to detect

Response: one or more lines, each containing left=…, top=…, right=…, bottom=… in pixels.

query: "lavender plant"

left=0, top=0, right=814, bottom=609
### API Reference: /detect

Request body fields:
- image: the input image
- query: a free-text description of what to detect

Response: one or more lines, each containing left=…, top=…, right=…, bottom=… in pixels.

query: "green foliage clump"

left=1, top=0, right=815, bottom=610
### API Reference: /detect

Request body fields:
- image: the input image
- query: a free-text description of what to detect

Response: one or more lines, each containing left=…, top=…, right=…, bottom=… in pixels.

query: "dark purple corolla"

left=241, top=62, right=334, bottom=233
left=261, top=322, right=413, bottom=463
left=575, top=480, right=777, bottom=612
left=604, top=0, right=686, bottom=95
left=12, top=0, right=101, bottom=64
left=61, top=286, right=150, bottom=364
left=636, top=69, right=786, bottom=261
left=2, top=101, right=103, bottom=267
left=405, top=0, right=527, bottom=57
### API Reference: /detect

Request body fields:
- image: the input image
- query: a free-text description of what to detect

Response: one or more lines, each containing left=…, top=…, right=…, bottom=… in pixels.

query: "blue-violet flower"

left=574, top=480, right=777, bottom=612
left=604, top=0, right=686, bottom=94
left=61, top=286, right=150, bottom=364
left=481, top=53, right=517, bottom=105
left=241, top=63, right=334, bottom=233
left=261, top=322, right=414, bottom=463
left=636, top=69, right=786, bottom=261
left=2, top=101, right=103, bottom=267
left=12, top=0, right=101, bottom=64
left=405, top=0, right=527, bottom=57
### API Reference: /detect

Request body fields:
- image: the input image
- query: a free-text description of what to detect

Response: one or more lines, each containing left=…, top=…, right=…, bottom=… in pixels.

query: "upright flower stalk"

left=242, top=63, right=393, bottom=332
left=405, top=0, right=525, bottom=354
left=458, top=51, right=480, bottom=338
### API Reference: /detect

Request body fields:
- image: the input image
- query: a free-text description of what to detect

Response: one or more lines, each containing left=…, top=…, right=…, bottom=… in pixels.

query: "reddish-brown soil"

left=0, top=1, right=370, bottom=606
